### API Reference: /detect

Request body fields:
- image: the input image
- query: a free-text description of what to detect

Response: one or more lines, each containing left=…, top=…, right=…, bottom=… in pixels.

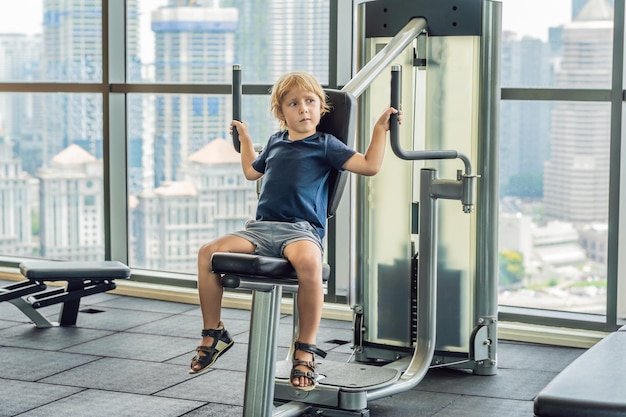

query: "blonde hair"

left=270, top=72, right=331, bottom=130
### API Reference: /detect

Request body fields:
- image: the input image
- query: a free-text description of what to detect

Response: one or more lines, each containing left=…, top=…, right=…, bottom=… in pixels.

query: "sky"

left=0, top=0, right=573, bottom=42
left=502, top=0, right=572, bottom=40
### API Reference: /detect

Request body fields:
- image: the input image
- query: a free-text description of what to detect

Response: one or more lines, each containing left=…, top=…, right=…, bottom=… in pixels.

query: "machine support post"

left=242, top=286, right=282, bottom=417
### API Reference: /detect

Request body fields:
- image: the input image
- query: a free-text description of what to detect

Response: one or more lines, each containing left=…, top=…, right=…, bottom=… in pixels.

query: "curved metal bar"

left=389, top=65, right=473, bottom=175
left=342, top=17, right=427, bottom=98
left=367, top=168, right=438, bottom=400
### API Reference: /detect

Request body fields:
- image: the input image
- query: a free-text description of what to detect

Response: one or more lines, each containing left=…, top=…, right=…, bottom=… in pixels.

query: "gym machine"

left=212, top=0, right=501, bottom=415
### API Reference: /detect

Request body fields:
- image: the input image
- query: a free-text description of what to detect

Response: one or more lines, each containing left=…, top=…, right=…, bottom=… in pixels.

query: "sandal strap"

left=201, top=321, right=225, bottom=338
left=196, top=345, right=216, bottom=355
left=291, top=368, right=318, bottom=380
left=201, top=328, right=221, bottom=338
left=292, top=358, right=316, bottom=370
left=295, top=341, right=327, bottom=358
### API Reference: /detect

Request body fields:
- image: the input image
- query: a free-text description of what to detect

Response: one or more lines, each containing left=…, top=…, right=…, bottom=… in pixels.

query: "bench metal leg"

left=7, top=297, right=55, bottom=328
left=58, top=280, right=82, bottom=326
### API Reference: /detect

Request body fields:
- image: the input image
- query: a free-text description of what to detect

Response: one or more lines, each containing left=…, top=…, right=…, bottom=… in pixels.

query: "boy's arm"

left=342, top=107, right=399, bottom=176
left=231, top=120, right=263, bottom=181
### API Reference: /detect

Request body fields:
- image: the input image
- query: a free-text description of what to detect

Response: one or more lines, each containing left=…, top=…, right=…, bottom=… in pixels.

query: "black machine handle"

left=390, top=64, right=401, bottom=140
left=389, top=65, right=469, bottom=170
left=232, top=64, right=242, bottom=152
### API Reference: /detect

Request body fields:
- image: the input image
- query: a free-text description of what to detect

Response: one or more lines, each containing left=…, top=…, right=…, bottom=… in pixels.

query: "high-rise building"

left=0, top=33, right=43, bottom=175
left=267, top=0, right=330, bottom=84
left=40, top=0, right=141, bottom=172
left=151, top=2, right=238, bottom=187
left=41, top=0, right=103, bottom=162
left=38, top=144, right=104, bottom=261
left=126, top=0, right=146, bottom=195
left=0, top=133, right=34, bottom=256
left=132, top=138, right=256, bottom=272
left=543, top=0, right=613, bottom=224
left=500, top=32, right=551, bottom=197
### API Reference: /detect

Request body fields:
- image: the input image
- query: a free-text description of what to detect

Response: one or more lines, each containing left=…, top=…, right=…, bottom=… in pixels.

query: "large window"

left=0, top=0, right=329, bottom=275
left=0, top=0, right=106, bottom=262
left=0, top=0, right=624, bottom=332
left=499, top=0, right=618, bottom=321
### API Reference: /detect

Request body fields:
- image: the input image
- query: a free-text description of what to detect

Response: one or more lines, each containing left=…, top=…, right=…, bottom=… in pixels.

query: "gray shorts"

left=230, top=220, right=323, bottom=258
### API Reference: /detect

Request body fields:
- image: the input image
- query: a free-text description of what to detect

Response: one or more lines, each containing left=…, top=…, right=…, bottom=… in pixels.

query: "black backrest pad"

left=318, top=89, right=357, bottom=218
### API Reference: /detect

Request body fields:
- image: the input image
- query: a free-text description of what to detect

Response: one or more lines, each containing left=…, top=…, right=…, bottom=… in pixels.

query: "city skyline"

left=0, top=0, right=573, bottom=41
left=0, top=0, right=614, bottom=314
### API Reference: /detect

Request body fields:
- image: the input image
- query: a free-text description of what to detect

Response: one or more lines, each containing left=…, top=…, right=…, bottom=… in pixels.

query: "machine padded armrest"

left=534, top=331, right=626, bottom=417
left=20, top=260, right=131, bottom=281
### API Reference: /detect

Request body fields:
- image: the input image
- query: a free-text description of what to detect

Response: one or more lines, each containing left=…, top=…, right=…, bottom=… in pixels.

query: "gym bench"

left=0, top=260, right=130, bottom=328
left=534, top=325, right=626, bottom=417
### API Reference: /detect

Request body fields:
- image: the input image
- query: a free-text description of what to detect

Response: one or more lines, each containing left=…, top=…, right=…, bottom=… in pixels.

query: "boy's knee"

left=198, top=242, right=218, bottom=260
left=292, top=255, right=322, bottom=278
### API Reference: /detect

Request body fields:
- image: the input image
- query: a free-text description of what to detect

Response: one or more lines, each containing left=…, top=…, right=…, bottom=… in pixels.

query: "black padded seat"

left=212, top=253, right=330, bottom=289
left=534, top=328, right=626, bottom=417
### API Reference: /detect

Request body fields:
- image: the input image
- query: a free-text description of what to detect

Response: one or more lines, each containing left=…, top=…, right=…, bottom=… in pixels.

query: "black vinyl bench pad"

left=20, top=260, right=131, bottom=281
left=1, top=260, right=130, bottom=327
left=534, top=328, right=626, bottom=417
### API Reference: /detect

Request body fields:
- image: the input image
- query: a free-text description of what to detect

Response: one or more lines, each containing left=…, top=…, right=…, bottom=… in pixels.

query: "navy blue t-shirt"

left=252, top=131, right=356, bottom=240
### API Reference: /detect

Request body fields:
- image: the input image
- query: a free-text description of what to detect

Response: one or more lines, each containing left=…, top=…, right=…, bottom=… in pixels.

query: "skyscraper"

left=500, top=32, right=552, bottom=197
left=131, top=138, right=256, bottom=272
left=40, top=0, right=141, bottom=170
left=126, top=0, right=146, bottom=195
left=0, top=133, right=34, bottom=256
left=41, top=0, right=103, bottom=162
left=543, top=0, right=613, bottom=224
left=267, top=0, right=330, bottom=84
left=151, top=1, right=238, bottom=187
left=0, top=33, right=43, bottom=175
left=38, top=144, right=104, bottom=261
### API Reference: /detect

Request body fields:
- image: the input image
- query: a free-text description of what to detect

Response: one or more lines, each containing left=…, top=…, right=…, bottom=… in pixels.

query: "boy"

left=190, top=71, right=400, bottom=391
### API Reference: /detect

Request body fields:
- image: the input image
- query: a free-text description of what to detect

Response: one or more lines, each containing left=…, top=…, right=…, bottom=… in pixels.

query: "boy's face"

left=279, top=87, right=322, bottom=140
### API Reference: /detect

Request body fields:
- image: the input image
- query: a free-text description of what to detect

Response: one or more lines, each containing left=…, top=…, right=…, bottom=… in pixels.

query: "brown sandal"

left=290, top=341, right=327, bottom=391
left=189, top=321, right=234, bottom=374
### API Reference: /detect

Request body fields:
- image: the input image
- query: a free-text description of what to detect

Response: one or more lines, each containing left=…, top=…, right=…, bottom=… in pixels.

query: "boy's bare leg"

left=192, top=234, right=255, bottom=372
left=283, top=240, right=324, bottom=389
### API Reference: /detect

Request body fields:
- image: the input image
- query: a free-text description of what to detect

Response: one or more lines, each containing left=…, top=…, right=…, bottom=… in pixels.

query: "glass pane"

left=501, top=0, right=613, bottom=88
left=0, top=93, right=104, bottom=260
left=127, top=93, right=272, bottom=273
left=499, top=100, right=609, bottom=314
left=130, top=0, right=329, bottom=84
left=0, top=0, right=102, bottom=83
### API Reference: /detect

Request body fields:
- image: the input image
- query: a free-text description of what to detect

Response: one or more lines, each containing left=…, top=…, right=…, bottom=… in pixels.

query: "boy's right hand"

left=230, top=120, right=250, bottom=142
